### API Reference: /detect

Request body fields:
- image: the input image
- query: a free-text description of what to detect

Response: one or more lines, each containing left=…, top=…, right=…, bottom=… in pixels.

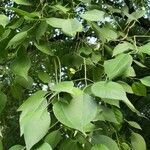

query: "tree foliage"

left=0, top=0, right=150, bottom=149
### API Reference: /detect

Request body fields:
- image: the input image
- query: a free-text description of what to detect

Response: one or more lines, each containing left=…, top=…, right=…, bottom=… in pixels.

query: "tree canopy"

left=0, top=0, right=150, bottom=149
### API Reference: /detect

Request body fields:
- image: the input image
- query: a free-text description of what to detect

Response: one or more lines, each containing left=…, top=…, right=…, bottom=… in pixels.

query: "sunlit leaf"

left=113, top=41, right=134, bottom=56
left=13, top=0, right=31, bottom=5
left=104, top=54, right=132, bottom=79
left=80, top=9, right=105, bottom=21
left=0, top=14, right=9, bottom=28
left=140, top=76, right=150, bottom=87
left=53, top=92, right=97, bottom=132
left=18, top=91, right=50, bottom=150
left=127, top=121, right=142, bottom=130
left=91, top=81, right=136, bottom=112
left=91, top=144, right=109, bottom=150
left=131, top=132, right=146, bottom=150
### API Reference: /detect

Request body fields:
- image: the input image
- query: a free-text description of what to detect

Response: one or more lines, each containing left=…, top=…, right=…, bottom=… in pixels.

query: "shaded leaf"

left=7, top=31, right=27, bottom=48
left=92, top=135, right=119, bottom=150
left=38, top=72, right=51, bottom=83
left=34, top=42, right=53, bottom=55
left=0, top=91, right=7, bottom=114
left=9, top=145, right=24, bottom=150
left=132, top=82, right=146, bottom=96
left=37, top=142, right=52, bottom=150
left=45, top=130, right=62, bottom=149
left=11, top=48, right=31, bottom=80
left=59, top=139, right=83, bottom=150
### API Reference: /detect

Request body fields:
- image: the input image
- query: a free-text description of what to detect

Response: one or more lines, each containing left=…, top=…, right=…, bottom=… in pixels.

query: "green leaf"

left=61, top=54, right=83, bottom=68
left=92, top=23, right=118, bottom=41
left=140, top=76, right=150, bottom=87
left=46, top=18, right=83, bottom=37
left=18, top=90, right=47, bottom=116
left=121, top=142, right=131, bottom=150
left=37, top=143, right=52, bottom=150
left=139, top=42, right=150, bottom=55
left=52, top=4, right=70, bottom=14
left=133, top=60, right=146, bottom=68
left=7, top=31, right=27, bottom=48
left=53, top=93, right=97, bottom=132
left=91, top=81, right=136, bottom=112
left=62, top=19, right=83, bottom=37
left=123, top=66, right=136, bottom=77
left=18, top=90, right=50, bottom=150
left=10, top=7, right=39, bottom=18
left=117, top=81, right=133, bottom=94
left=0, top=14, right=9, bottom=28
left=80, top=9, right=105, bottom=21
left=101, top=106, right=120, bottom=124
left=92, top=81, right=127, bottom=101
left=132, top=82, right=146, bottom=96
left=38, top=72, right=51, bottom=83
left=0, top=138, right=3, bottom=150
left=45, top=130, right=62, bottom=149
left=15, top=76, right=33, bottom=89
left=59, top=139, right=83, bottom=150
left=36, top=21, right=48, bottom=41
left=0, top=91, right=7, bottom=114
left=91, top=144, right=109, bottom=150
left=11, top=48, right=31, bottom=80
left=102, top=99, right=120, bottom=108
left=20, top=101, right=50, bottom=150
left=13, top=0, right=31, bottom=5
left=79, top=0, right=91, bottom=3
left=113, top=41, right=134, bottom=56
left=0, top=29, right=11, bottom=42
left=9, top=145, right=24, bottom=150
left=51, top=81, right=81, bottom=95
left=8, top=18, right=24, bottom=29
left=104, top=54, right=132, bottom=79
left=127, top=10, right=146, bottom=23
left=34, top=42, right=53, bottom=55
left=131, top=132, right=146, bottom=150
left=92, top=135, right=119, bottom=150
left=127, top=121, right=142, bottom=130
left=46, top=18, right=64, bottom=28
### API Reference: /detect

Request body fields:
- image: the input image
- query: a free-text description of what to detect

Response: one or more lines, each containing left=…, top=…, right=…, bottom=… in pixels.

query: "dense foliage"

left=0, top=0, right=150, bottom=149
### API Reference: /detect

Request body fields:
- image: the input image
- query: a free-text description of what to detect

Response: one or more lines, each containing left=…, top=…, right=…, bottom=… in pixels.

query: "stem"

left=84, top=58, right=87, bottom=87
left=56, top=56, right=61, bottom=82
left=53, top=58, right=58, bottom=84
